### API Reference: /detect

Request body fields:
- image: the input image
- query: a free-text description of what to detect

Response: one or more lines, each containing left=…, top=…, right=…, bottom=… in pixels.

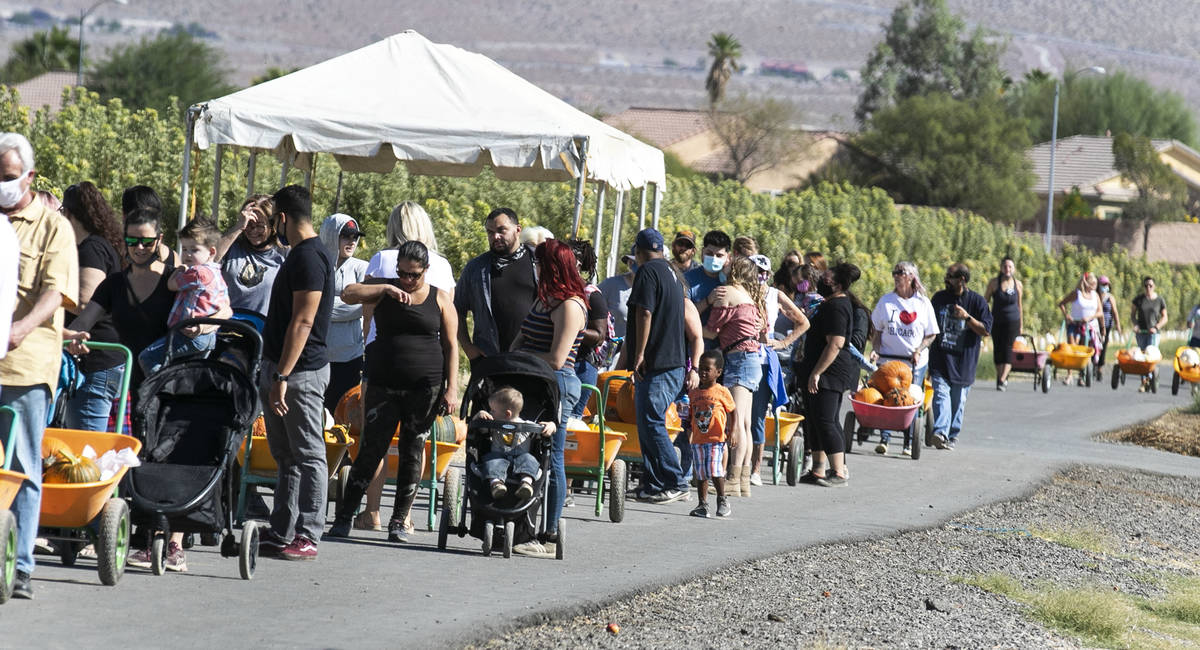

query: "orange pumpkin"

left=42, top=436, right=72, bottom=464
left=883, top=387, right=916, bottom=407
left=334, top=384, right=364, bottom=437
left=43, top=451, right=101, bottom=484
left=853, top=387, right=884, bottom=405
left=616, top=381, right=637, bottom=423
left=871, top=361, right=912, bottom=392
left=587, top=371, right=632, bottom=420
left=1012, top=338, right=1030, bottom=352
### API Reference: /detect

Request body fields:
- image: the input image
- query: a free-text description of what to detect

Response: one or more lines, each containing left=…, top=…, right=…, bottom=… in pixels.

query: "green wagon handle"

left=573, top=383, right=607, bottom=516
left=61, top=341, right=134, bottom=436
left=1, top=405, right=16, bottom=471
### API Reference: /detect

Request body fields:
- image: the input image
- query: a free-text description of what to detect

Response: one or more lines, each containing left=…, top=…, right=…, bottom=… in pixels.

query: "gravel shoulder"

left=469, top=465, right=1200, bottom=649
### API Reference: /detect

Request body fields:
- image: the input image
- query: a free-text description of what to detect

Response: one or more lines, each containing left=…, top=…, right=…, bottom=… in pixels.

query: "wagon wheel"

left=785, top=435, right=801, bottom=486
left=910, top=413, right=922, bottom=460
left=1084, top=362, right=1093, bottom=388
left=1041, top=369, right=1050, bottom=394
left=0, top=510, right=15, bottom=603
left=924, top=407, right=935, bottom=447
left=438, top=501, right=452, bottom=550
left=555, top=519, right=565, bottom=560
left=1149, top=372, right=1158, bottom=394
left=608, top=459, right=627, bottom=523
left=97, top=498, right=130, bottom=586
left=59, top=540, right=80, bottom=567
left=1173, top=372, right=1181, bottom=396
left=1112, top=367, right=1121, bottom=390
left=841, top=412, right=856, bottom=454
left=443, top=467, right=463, bottom=528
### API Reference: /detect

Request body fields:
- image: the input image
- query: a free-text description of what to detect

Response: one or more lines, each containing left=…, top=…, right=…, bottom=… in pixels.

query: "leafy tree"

left=1006, top=69, right=1197, bottom=146
left=87, top=30, right=234, bottom=112
left=854, top=92, right=1036, bottom=222
left=1056, top=186, right=1092, bottom=220
left=707, top=95, right=807, bottom=183
left=855, top=0, right=1005, bottom=124
left=1, top=27, right=81, bottom=84
left=704, top=33, right=742, bottom=106
left=1112, top=132, right=1187, bottom=252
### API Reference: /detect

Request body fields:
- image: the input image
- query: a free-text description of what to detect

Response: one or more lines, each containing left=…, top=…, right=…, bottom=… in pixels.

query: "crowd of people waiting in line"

left=3, top=129, right=1200, bottom=595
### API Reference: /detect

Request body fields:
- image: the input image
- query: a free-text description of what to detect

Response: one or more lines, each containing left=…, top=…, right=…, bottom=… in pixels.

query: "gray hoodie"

left=319, top=213, right=369, bottom=363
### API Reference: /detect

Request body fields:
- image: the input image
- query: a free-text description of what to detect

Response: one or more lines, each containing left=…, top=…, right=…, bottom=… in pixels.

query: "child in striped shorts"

left=688, top=350, right=735, bottom=518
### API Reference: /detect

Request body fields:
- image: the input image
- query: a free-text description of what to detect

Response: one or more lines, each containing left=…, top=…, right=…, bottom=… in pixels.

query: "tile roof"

left=11, top=71, right=75, bottom=115
left=1028, top=134, right=1200, bottom=197
left=602, top=107, right=712, bottom=148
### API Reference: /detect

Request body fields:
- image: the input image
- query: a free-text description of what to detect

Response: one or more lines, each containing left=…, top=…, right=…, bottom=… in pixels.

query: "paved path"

left=5, top=375, right=1198, bottom=648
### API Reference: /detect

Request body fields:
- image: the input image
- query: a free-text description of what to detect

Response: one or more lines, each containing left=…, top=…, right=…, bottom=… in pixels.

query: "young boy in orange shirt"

left=689, top=350, right=736, bottom=518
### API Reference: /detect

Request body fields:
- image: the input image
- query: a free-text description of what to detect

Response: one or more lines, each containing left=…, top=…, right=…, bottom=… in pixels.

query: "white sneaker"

left=749, top=472, right=763, bottom=486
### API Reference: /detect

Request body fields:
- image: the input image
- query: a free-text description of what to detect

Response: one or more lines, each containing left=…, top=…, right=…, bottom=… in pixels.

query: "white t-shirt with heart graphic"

left=870, top=291, right=940, bottom=369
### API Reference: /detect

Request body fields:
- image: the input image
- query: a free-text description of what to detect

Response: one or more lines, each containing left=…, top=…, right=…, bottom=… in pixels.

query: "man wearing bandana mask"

left=454, top=208, right=538, bottom=360
left=0, top=132, right=79, bottom=599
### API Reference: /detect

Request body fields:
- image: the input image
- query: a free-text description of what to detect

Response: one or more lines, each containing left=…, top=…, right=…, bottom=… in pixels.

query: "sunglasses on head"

left=124, top=235, right=158, bottom=248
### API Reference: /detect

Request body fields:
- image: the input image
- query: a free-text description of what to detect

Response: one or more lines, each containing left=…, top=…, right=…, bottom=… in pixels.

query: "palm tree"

left=705, top=32, right=742, bottom=106
left=1, top=27, right=81, bottom=83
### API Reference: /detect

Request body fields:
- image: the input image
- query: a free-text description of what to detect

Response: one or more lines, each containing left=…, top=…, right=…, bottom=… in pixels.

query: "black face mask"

left=815, top=278, right=835, bottom=298
left=275, top=216, right=289, bottom=247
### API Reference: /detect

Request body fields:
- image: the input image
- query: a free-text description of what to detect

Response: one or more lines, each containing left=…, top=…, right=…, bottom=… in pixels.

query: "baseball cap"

left=749, top=254, right=771, bottom=272
left=1098, top=275, right=1110, bottom=285
left=634, top=228, right=664, bottom=252
left=340, top=218, right=364, bottom=239
left=673, top=230, right=696, bottom=248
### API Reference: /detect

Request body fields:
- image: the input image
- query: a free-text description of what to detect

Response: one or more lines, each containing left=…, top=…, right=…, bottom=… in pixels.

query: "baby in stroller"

left=474, top=387, right=556, bottom=502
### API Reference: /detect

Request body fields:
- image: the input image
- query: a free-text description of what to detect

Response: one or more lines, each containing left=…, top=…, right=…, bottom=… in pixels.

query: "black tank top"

left=992, top=278, right=1020, bottom=323
left=366, top=283, right=444, bottom=389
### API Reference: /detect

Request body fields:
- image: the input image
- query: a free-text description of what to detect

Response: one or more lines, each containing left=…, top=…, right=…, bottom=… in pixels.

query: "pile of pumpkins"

left=852, top=361, right=922, bottom=407
left=1012, top=338, right=1032, bottom=352
left=588, top=371, right=681, bottom=429
left=41, top=437, right=101, bottom=484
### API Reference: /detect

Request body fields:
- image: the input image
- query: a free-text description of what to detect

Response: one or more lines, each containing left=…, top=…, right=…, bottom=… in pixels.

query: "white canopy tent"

left=182, top=30, right=665, bottom=265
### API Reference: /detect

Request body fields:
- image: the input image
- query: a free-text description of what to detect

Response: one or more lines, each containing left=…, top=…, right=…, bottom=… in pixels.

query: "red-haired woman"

left=511, top=238, right=586, bottom=555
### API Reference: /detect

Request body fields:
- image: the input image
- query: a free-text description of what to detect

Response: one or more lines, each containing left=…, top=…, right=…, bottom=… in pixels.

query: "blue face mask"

left=629, top=261, right=639, bottom=274
left=702, top=254, right=725, bottom=274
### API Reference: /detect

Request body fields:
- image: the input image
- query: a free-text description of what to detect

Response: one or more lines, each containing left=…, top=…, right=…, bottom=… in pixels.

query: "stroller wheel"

left=151, top=535, right=166, bottom=576
left=481, top=522, right=493, bottom=557
left=239, top=521, right=259, bottom=580
left=503, top=521, right=514, bottom=559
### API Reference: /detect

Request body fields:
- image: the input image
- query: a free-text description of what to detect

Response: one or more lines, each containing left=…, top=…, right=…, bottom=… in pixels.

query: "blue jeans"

left=482, top=451, right=540, bottom=483
left=750, top=356, right=772, bottom=446
left=138, top=331, right=216, bottom=375
left=570, top=358, right=597, bottom=419
left=635, top=367, right=687, bottom=494
left=880, top=364, right=927, bottom=445
left=931, top=372, right=969, bottom=442
left=65, top=365, right=125, bottom=432
left=1135, top=332, right=1159, bottom=349
left=546, top=368, right=580, bottom=535
left=1, top=385, right=51, bottom=574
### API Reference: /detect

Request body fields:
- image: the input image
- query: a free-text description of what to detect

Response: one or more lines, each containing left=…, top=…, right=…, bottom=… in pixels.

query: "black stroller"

left=126, top=318, right=263, bottom=579
left=438, top=352, right=565, bottom=560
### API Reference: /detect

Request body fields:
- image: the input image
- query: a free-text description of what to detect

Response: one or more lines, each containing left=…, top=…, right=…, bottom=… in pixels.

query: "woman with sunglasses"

left=868, top=261, right=939, bottom=456
left=329, top=240, right=459, bottom=543
left=60, top=182, right=125, bottom=432
left=216, top=194, right=287, bottom=322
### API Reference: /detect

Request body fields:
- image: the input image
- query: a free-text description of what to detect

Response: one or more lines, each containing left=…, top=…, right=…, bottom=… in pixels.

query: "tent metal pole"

left=333, top=170, right=344, bottom=213
left=607, top=190, right=625, bottom=278
left=305, top=153, right=315, bottom=191
left=652, top=182, right=663, bottom=230
left=593, top=183, right=606, bottom=274
left=210, top=144, right=223, bottom=221
left=246, top=152, right=257, bottom=197
left=570, top=137, right=589, bottom=238
left=280, top=161, right=290, bottom=188
left=638, top=186, right=647, bottom=230
left=178, top=106, right=199, bottom=235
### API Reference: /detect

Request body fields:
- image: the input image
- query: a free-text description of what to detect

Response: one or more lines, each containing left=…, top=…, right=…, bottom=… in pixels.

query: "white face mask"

left=0, top=174, right=27, bottom=210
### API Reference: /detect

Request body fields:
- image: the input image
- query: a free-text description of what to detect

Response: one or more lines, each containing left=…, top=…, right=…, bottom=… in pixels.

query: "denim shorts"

left=722, top=349, right=763, bottom=391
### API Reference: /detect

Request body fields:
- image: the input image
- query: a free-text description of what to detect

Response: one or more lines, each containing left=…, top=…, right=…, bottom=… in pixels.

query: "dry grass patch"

left=1104, top=409, right=1200, bottom=458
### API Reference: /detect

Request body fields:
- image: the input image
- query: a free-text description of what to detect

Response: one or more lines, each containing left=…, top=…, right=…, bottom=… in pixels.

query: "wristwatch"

left=272, top=371, right=289, bottom=383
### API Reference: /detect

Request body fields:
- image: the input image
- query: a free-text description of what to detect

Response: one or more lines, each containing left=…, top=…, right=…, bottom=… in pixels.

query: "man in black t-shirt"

left=928, top=263, right=992, bottom=450
left=624, top=228, right=692, bottom=504
left=259, top=185, right=334, bottom=561
left=454, top=208, right=537, bottom=360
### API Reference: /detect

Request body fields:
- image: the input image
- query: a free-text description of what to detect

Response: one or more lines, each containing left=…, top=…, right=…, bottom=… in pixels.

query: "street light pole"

left=76, top=0, right=130, bottom=87
left=1043, top=66, right=1106, bottom=254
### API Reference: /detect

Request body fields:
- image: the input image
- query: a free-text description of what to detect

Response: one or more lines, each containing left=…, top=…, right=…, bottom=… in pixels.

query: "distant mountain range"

left=7, top=0, right=1199, bottom=132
